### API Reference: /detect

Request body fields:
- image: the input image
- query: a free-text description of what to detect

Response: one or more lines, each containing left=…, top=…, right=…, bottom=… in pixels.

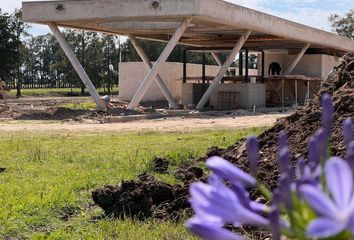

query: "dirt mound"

left=206, top=53, right=354, bottom=192
left=151, top=157, right=170, bottom=173
left=92, top=173, right=191, bottom=220
left=11, top=106, right=147, bottom=122
left=174, top=164, right=204, bottom=182
left=92, top=53, right=354, bottom=222
left=14, top=107, right=95, bottom=121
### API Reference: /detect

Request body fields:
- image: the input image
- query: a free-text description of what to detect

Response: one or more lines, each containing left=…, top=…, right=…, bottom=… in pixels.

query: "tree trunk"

left=81, top=31, right=85, bottom=95
left=16, top=45, right=22, bottom=98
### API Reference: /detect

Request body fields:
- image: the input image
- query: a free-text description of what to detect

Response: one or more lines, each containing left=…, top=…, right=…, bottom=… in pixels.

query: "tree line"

left=0, top=8, right=353, bottom=97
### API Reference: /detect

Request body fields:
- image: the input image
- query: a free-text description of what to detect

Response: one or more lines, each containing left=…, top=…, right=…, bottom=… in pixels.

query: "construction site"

left=0, top=0, right=354, bottom=239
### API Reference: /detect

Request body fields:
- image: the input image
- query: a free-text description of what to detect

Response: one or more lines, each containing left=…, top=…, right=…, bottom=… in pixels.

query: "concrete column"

left=48, top=22, right=107, bottom=111
left=284, top=43, right=311, bottom=75
left=211, top=52, right=230, bottom=76
left=128, top=35, right=178, bottom=109
left=196, top=30, right=251, bottom=110
left=211, top=52, right=223, bottom=66
left=127, top=17, right=192, bottom=109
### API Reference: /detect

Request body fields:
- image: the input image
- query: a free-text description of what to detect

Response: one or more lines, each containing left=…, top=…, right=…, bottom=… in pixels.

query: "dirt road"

left=0, top=113, right=288, bottom=133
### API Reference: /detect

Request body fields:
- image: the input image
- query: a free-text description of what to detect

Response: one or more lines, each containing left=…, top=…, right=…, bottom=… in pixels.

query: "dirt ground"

left=0, top=113, right=288, bottom=133
left=0, top=96, right=290, bottom=133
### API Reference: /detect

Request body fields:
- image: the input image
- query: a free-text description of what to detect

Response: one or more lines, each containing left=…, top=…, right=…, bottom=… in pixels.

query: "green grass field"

left=0, top=127, right=266, bottom=239
left=8, top=87, right=119, bottom=97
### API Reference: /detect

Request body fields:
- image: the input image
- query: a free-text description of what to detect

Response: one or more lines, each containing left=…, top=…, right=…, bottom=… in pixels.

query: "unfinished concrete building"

left=22, top=0, right=354, bottom=111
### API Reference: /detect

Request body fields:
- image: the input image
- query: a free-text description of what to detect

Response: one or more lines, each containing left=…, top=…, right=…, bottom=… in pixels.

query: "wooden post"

left=261, top=51, right=265, bottom=83
left=127, top=18, right=192, bottom=109
left=128, top=35, right=178, bottom=109
left=282, top=78, right=285, bottom=107
left=307, top=81, right=310, bottom=103
left=48, top=22, right=107, bottom=111
left=239, top=52, right=243, bottom=76
left=295, top=79, right=298, bottom=106
left=202, top=53, right=206, bottom=83
left=196, top=30, right=251, bottom=110
left=245, top=48, right=249, bottom=82
left=183, top=49, right=187, bottom=83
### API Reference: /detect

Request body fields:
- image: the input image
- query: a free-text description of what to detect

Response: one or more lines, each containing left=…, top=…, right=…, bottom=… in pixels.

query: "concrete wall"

left=119, top=62, right=220, bottom=102
left=285, top=54, right=323, bottom=78
left=322, top=54, right=339, bottom=78
left=182, top=82, right=266, bottom=109
left=262, top=52, right=339, bottom=78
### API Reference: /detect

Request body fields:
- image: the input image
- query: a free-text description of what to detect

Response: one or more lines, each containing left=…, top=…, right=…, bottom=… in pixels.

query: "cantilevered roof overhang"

left=23, top=0, right=354, bottom=55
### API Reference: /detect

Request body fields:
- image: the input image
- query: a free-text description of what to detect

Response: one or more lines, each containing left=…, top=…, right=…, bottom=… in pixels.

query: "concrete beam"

left=49, top=22, right=107, bottom=111
left=128, top=35, right=178, bottom=109
left=199, top=0, right=354, bottom=52
left=22, top=0, right=199, bottom=23
left=196, top=30, right=251, bottom=110
left=127, top=17, right=192, bottom=109
left=101, top=22, right=197, bottom=30
left=22, top=0, right=354, bottom=52
left=284, top=43, right=311, bottom=75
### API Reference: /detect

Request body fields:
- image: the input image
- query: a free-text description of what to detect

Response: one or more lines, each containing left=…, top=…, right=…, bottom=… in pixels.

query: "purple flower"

left=246, top=136, right=259, bottom=176
left=186, top=217, right=244, bottom=240
left=269, top=206, right=281, bottom=240
left=313, top=128, right=328, bottom=161
left=295, top=159, right=321, bottom=186
left=278, top=131, right=288, bottom=150
left=206, top=156, right=256, bottom=187
left=278, top=132, right=291, bottom=174
left=308, top=136, right=319, bottom=167
left=299, top=157, right=354, bottom=238
left=321, top=93, right=334, bottom=136
left=347, top=142, right=354, bottom=163
left=189, top=174, right=269, bottom=227
left=344, top=118, right=353, bottom=149
left=278, top=147, right=291, bottom=175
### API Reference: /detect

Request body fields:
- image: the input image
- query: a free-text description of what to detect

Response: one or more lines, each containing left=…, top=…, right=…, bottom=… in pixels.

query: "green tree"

left=329, top=9, right=354, bottom=39
left=10, top=9, right=30, bottom=97
left=0, top=9, right=19, bottom=83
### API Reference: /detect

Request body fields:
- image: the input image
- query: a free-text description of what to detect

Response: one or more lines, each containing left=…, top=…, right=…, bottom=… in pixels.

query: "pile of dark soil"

left=11, top=105, right=152, bottom=122
left=92, top=173, right=191, bottom=221
left=92, top=53, right=354, bottom=222
left=208, top=53, right=354, bottom=191
left=151, top=157, right=170, bottom=173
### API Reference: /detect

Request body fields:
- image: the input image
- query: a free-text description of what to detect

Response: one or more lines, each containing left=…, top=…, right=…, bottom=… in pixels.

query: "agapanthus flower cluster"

left=186, top=93, right=354, bottom=240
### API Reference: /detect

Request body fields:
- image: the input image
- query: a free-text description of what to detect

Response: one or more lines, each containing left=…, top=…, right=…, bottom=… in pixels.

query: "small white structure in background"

left=262, top=50, right=338, bottom=79
left=119, top=62, right=259, bottom=109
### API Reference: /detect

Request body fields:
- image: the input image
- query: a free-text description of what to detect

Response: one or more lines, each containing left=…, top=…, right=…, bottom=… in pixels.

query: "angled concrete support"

left=48, top=22, right=107, bottom=111
left=284, top=43, right=311, bottom=75
left=211, top=52, right=223, bottom=66
left=196, top=30, right=251, bottom=110
left=127, top=18, right=192, bottom=109
left=128, top=35, right=178, bottom=109
left=212, top=52, right=231, bottom=76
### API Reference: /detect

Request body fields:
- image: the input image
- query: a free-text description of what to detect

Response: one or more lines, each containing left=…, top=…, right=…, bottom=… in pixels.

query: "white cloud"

left=224, top=0, right=353, bottom=31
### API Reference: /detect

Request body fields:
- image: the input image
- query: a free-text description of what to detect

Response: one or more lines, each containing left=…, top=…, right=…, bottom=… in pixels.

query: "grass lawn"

left=0, top=127, right=266, bottom=239
left=8, top=87, right=119, bottom=97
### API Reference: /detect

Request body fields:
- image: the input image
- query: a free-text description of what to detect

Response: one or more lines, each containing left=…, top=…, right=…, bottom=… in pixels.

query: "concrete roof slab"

left=22, top=0, right=354, bottom=54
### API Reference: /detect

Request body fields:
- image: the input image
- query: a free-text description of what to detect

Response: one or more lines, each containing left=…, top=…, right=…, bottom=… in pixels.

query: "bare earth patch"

left=0, top=113, right=288, bottom=133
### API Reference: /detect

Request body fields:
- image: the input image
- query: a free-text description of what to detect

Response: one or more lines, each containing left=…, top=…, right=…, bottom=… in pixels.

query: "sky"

left=1, top=0, right=353, bottom=36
